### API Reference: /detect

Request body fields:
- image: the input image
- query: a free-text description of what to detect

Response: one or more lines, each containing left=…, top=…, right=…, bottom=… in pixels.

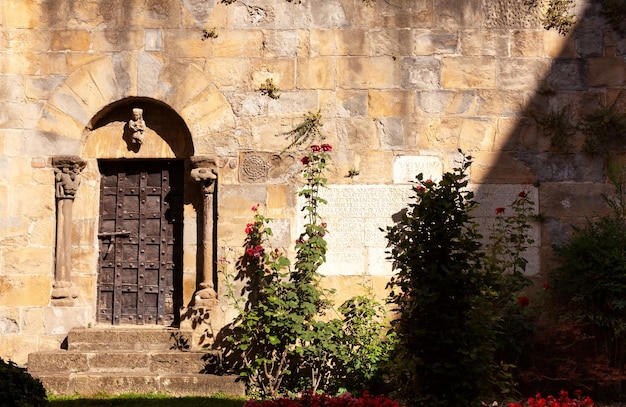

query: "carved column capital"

left=190, top=157, right=218, bottom=194
left=52, top=156, right=86, bottom=200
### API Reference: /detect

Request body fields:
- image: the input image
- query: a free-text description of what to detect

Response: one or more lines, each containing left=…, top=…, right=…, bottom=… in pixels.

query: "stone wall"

left=0, top=0, right=620, bottom=364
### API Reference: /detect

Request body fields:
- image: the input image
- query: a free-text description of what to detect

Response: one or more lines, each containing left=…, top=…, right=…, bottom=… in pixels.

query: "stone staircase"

left=28, top=327, right=245, bottom=397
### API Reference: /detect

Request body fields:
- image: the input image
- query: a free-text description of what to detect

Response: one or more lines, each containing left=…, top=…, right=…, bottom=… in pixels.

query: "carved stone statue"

left=54, top=165, right=81, bottom=199
left=128, top=107, right=146, bottom=144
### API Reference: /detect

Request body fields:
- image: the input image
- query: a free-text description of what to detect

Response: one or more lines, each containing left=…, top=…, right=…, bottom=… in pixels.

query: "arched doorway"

left=86, top=98, right=194, bottom=326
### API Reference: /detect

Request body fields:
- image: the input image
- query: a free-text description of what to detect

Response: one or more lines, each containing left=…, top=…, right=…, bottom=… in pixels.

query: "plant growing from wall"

left=258, top=78, right=280, bottom=100
left=542, top=0, right=577, bottom=35
left=201, top=27, right=219, bottom=40
left=534, top=106, right=576, bottom=151
left=281, top=110, right=323, bottom=151
left=580, top=102, right=626, bottom=156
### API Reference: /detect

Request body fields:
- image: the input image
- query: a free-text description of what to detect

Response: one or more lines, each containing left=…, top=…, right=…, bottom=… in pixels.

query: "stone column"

left=51, top=156, right=86, bottom=306
left=190, top=157, right=218, bottom=306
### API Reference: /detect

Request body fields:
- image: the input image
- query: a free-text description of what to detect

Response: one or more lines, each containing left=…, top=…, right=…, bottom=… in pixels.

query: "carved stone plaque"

left=393, top=155, right=443, bottom=184
left=239, top=152, right=298, bottom=183
left=297, top=185, right=412, bottom=276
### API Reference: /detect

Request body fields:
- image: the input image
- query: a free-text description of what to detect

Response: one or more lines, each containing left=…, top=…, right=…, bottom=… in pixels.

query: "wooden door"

left=97, top=160, right=183, bottom=325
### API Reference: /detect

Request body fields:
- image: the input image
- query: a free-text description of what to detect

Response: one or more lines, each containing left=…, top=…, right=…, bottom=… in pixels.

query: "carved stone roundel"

left=241, top=154, right=270, bottom=182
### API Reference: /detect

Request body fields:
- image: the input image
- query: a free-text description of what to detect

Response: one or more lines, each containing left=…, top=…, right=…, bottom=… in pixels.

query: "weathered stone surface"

left=377, top=118, right=405, bottom=150
left=3, top=247, right=53, bottom=275
left=0, top=101, right=42, bottom=129
left=483, top=0, right=542, bottom=29
left=576, top=29, right=604, bottom=58
left=336, top=117, right=379, bottom=150
left=0, top=312, right=20, bottom=334
left=543, top=30, right=576, bottom=58
left=459, top=117, right=496, bottom=151
left=588, top=57, right=626, bottom=87
left=460, top=29, right=509, bottom=56
left=91, top=30, right=144, bottom=52
left=297, top=57, right=336, bottom=89
left=0, top=334, right=39, bottom=365
left=251, top=58, right=296, bottom=91
left=52, top=30, right=90, bottom=51
left=442, top=57, right=497, bottom=89
left=540, top=182, right=614, bottom=219
left=368, top=90, right=415, bottom=117
left=548, top=59, right=588, bottom=91
left=338, top=56, right=401, bottom=89
left=435, top=0, right=482, bottom=29
left=311, top=0, right=349, bottom=29
left=336, top=90, right=368, bottom=118
left=366, top=29, right=413, bottom=57
left=499, top=59, right=551, bottom=90
left=511, top=30, right=545, bottom=57
left=44, top=308, right=90, bottom=335
left=401, top=56, right=441, bottom=90
left=470, top=151, right=536, bottom=184
left=413, top=30, right=458, bottom=55
left=0, top=275, right=53, bottom=307
left=475, top=90, right=527, bottom=117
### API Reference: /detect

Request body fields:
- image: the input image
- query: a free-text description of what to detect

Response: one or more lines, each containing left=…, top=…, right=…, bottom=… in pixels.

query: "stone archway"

left=37, top=55, right=235, bottom=323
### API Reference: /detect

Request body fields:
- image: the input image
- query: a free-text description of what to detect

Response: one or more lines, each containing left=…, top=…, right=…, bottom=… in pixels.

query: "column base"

left=51, top=281, right=78, bottom=306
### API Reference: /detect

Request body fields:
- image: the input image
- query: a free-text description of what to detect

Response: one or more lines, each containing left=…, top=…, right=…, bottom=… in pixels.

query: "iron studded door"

left=97, top=160, right=183, bottom=325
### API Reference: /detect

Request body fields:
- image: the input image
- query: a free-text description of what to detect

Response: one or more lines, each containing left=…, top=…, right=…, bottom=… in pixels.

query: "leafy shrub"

left=224, top=144, right=393, bottom=397
left=545, top=164, right=626, bottom=396
left=334, top=293, right=396, bottom=394
left=0, top=358, right=49, bottom=407
left=226, top=144, right=334, bottom=397
left=384, top=154, right=504, bottom=406
left=242, top=390, right=403, bottom=407
left=384, top=153, right=538, bottom=406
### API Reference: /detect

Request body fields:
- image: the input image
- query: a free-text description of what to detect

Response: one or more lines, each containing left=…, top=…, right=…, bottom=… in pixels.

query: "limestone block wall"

left=0, top=0, right=621, bottom=363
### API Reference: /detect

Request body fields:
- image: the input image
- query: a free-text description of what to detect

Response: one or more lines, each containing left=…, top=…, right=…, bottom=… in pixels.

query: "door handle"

left=98, top=231, right=131, bottom=239
left=98, top=231, right=131, bottom=260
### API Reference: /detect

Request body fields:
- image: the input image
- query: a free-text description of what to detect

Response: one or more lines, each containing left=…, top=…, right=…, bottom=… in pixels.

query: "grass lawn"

left=49, top=393, right=246, bottom=406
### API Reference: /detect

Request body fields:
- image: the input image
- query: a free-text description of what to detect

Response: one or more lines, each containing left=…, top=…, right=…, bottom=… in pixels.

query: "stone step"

left=28, top=350, right=222, bottom=375
left=66, top=327, right=193, bottom=351
left=32, top=372, right=245, bottom=397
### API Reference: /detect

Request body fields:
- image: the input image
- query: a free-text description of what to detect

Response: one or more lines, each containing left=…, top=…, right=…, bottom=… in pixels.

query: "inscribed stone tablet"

left=393, top=156, right=443, bottom=184
left=298, top=185, right=412, bottom=276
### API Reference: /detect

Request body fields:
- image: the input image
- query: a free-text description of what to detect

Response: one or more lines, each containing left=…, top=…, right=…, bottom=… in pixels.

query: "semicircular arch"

left=36, top=53, right=235, bottom=158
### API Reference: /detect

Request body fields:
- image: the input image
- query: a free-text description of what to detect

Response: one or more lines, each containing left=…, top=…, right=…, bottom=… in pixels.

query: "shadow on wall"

left=477, top=0, right=620, bottom=277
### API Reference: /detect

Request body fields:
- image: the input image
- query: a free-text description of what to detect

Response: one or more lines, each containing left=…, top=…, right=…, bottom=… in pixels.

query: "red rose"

left=518, top=296, right=530, bottom=308
left=245, top=223, right=254, bottom=234
left=495, top=207, right=505, bottom=214
left=311, top=145, right=321, bottom=152
left=301, top=156, right=310, bottom=165
left=321, top=143, right=332, bottom=152
left=518, top=191, right=527, bottom=198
